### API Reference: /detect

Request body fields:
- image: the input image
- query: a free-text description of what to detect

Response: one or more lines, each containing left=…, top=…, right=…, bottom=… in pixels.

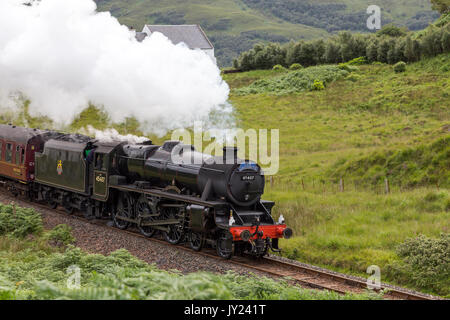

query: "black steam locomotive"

left=0, top=124, right=292, bottom=258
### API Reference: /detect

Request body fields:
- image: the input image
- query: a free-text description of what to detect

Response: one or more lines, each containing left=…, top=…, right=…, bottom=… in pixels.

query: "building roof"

left=142, top=25, right=214, bottom=49
left=135, top=32, right=148, bottom=42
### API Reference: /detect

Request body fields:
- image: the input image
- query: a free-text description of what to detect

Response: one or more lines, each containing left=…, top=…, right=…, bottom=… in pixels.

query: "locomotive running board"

left=110, top=184, right=226, bottom=208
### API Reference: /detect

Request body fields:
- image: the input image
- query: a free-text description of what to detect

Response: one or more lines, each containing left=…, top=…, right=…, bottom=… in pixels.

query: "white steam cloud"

left=0, top=0, right=230, bottom=134
left=83, top=125, right=150, bottom=144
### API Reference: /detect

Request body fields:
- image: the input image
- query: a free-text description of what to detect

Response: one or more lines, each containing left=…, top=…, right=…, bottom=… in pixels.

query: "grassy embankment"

left=0, top=203, right=380, bottom=300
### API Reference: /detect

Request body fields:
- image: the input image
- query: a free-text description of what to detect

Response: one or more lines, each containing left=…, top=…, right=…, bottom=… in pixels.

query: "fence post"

left=270, top=176, right=274, bottom=188
left=339, top=178, right=344, bottom=192
left=384, top=178, right=390, bottom=194
left=301, top=178, right=305, bottom=190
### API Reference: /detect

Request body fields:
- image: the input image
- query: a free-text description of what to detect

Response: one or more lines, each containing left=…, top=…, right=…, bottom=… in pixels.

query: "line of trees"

left=233, top=19, right=450, bottom=71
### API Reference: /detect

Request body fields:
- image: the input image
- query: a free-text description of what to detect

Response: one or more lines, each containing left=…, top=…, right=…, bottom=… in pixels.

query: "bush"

left=289, top=63, right=303, bottom=70
left=44, top=225, right=75, bottom=246
left=338, top=63, right=359, bottom=72
left=312, top=79, right=325, bottom=90
left=234, top=65, right=348, bottom=95
left=272, top=64, right=286, bottom=71
left=346, top=56, right=367, bottom=65
left=394, top=61, right=407, bottom=73
left=0, top=204, right=43, bottom=238
left=346, top=73, right=362, bottom=82
left=387, top=234, right=450, bottom=296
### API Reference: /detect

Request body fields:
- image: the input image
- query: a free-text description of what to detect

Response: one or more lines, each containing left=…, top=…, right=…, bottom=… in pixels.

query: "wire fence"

left=264, top=175, right=444, bottom=195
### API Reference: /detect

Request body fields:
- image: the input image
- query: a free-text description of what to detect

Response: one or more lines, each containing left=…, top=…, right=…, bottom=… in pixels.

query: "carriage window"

left=21, top=147, right=25, bottom=165
left=15, top=146, right=20, bottom=165
left=0, top=142, right=2, bottom=160
left=95, top=153, right=104, bottom=170
left=5, top=143, right=12, bottom=163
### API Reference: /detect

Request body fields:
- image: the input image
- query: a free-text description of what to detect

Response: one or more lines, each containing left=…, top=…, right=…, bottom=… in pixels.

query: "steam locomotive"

left=0, top=124, right=292, bottom=258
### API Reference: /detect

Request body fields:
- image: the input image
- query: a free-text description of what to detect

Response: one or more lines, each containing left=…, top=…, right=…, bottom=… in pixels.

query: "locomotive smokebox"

left=223, top=146, right=238, bottom=164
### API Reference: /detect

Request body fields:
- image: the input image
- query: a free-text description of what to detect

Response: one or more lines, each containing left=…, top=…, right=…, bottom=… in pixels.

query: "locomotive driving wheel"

left=163, top=207, right=184, bottom=245
left=47, top=200, right=58, bottom=209
left=216, top=231, right=233, bottom=259
left=136, top=195, right=156, bottom=238
left=189, top=232, right=204, bottom=251
left=113, top=193, right=132, bottom=230
left=161, top=187, right=184, bottom=245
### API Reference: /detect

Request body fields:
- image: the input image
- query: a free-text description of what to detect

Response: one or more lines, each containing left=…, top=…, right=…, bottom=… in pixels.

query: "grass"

left=223, top=53, right=450, bottom=295
left=0, top=205, right=381, bottom=300
left=223, top=54, right=450, bottom=183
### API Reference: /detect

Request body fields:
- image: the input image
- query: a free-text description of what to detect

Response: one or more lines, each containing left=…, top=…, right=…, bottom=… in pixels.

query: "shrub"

left=387, top=234, right=450, bottom=296
left=234, top=65, right=348, bottom=95
left=289, top=63, right=303, bottom=70
left=338, top=63, right=359, bottom=72
left=346, top=56, right=367, bottom=65
left=272, top=64, right=286, bottom=71
left=44, top=224, right=75, bottom=246
left=394, top=61, right=407, bottom=73
left=0, top=204, right=43, bottom=238
left=312, top=79, right=325, bottom=91
left=346, top=73, right=362, bottom=82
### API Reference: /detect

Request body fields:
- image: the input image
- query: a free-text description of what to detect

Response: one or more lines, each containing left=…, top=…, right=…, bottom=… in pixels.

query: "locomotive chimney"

left=223, top=146, right=238, bottom=164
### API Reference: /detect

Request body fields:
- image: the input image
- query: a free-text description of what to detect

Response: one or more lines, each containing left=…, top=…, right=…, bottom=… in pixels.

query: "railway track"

left=2, top=194, right=441, bottom=300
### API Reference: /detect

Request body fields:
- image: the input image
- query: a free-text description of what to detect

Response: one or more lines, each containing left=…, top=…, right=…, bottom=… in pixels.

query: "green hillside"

left=94, top=0, right=439, bottom=65
left=223, top=54, right=449, bottom=296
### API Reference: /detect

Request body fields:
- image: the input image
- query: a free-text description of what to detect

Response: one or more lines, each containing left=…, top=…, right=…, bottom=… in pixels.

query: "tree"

left=442, top=30, right=450, bottom=52
left=338, top=32, right=355, bottom=61
left=298, top=42, right=317, bottom=66
left=404, top=36, right=421, bottom=62
left=430, top=0, right=450, bottom=14
left=377, top=24, right=408, bottom=37
left=377, top=39, right=392, bottom=63
left=285, top=42, right=302, bottom=66
left=324, top=41, right=341, bottom=63
left=366, top=39, right=379, bottom=62
left=313, top=39, right=326, bottom=64
left=421, top=27, right=444, bottom=56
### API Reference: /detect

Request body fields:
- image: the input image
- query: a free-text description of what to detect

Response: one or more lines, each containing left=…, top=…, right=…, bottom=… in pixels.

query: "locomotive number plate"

left=241, top=175, right=255, bottom=181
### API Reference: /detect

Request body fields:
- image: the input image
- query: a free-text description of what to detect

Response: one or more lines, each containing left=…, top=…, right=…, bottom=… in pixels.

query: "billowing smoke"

left=0, top=0, right=231, bottom=135
left=83, top=125, right=150, bottom=144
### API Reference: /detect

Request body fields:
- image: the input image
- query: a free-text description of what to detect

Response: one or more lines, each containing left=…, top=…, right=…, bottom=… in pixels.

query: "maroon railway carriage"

left=0, top=124, right=55, bottom=193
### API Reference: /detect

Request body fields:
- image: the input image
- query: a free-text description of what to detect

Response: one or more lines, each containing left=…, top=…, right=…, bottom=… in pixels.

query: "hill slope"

left=94, top=0, right=439, bottom=66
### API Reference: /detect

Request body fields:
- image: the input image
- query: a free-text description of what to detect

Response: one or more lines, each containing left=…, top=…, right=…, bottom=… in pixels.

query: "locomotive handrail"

left=120, top=154, right=225, bottom=174
left=110, top=184, right=227, bottom=208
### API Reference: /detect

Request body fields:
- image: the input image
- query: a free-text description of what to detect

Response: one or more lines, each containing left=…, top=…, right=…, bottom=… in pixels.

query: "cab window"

left=95, top=153, right=105, bottom=170
left=0, top=141, right=3, bottom=160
